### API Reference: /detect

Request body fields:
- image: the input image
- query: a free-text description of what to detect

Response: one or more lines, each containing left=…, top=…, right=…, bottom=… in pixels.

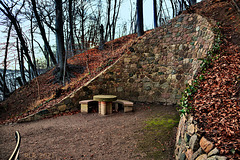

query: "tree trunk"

left=136, top=0, right=144, bottom=37
left=99, top=24, right=104, bottom=50
left=2, top=23, right=12, bottom=99
left=16, top=38, right=27, bottom=85
left=81, top=10, right=85, bottom=50
left=105, top=0, right=111, bottom=41
left=159, top=0, right=163, bottom=25
left=170, top=0, right=175, bottom=18
left=111, top=0, right=121, bottom=40
left=31, top=0, right=57, bottom=65
left=69, top=0, right=76, bottom=55
left=111, top=0, right=117, bottom=40
left=0, top=73, right=10, bottom=96
left=190, top=0, right=196, bottom=6
left=153, top=0, right=158, bottom=28
left=30, top=15, right=37, bottom=77
left=55, top=0, right=65, bottom=82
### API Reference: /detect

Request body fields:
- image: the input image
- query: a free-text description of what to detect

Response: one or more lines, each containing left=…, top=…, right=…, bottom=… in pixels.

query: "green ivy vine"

left=178, top=22, right=223, bottom=116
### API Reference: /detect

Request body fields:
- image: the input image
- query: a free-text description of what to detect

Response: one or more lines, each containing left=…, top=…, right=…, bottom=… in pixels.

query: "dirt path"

left=0, top=104, right=178, bottom=160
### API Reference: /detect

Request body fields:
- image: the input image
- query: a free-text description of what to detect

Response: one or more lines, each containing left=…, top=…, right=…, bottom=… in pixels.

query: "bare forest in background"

left=0, top=0, right=196, bottom=101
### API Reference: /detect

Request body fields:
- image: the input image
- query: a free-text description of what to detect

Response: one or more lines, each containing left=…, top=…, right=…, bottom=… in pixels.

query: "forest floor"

left=0, top=104, right=178, bottom=160
left=0, top=0, right=240, bottom=159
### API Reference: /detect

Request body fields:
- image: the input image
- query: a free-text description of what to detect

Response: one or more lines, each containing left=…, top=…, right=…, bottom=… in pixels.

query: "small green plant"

left=178, top=83, right=197, bottom=115
left=199, top=23, right=223, bottom=71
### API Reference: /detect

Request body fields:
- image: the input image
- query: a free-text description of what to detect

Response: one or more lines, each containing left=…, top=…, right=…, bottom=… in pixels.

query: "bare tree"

left=111, top=0, right=122, bottom=40
left=31, top=0, right=57, bottom=65
left=0, top=1, right=38, bottom=77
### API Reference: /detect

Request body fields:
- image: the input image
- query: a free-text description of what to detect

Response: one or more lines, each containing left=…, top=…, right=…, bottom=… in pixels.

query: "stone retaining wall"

left=18, top=13, right=215, bottom=122
left=175, top=114, right=227, bottom=160
left=73, top=13, right=215, bottom=104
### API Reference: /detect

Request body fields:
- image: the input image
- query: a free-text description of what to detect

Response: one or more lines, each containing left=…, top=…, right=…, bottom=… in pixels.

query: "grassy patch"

left=137, top=114, right=179, bottom=160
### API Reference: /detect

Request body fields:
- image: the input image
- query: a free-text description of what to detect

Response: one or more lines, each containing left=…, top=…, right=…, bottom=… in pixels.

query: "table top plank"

left=93, top=95, right=117, bottom=102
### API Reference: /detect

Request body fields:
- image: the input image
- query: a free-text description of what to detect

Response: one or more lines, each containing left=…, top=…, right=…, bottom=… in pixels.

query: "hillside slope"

left=185, top=0, right=240, bottom=159
left=0, top=33, right=138, bottom=124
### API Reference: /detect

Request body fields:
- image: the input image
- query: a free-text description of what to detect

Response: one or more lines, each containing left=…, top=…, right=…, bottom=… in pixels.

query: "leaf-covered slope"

left=0, top=33, right=138, bottom=124
left=185, top=0, right=240, bottom=158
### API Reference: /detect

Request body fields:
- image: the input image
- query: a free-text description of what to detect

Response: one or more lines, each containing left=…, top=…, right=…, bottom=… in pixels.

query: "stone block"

left=207, top=148, right=219, bottom=157
left=124, top=58, right=131, bottom=64
left=196, top=154, right=207, bottom=160
left=37, top=109, right=50, bottom=116
left=207, top=156, right=217, bottom=160
left=161, top=93, right=171, bottom=99
left=62, top=97, right=71, bottom=105
left=138, top=96, right=147, bottom=102
left=214, top=156, right=227, bottom=160
left=53, top=111, right=60, bottom=115
left=180, top=152, right=186, bottom=160
left=175, top=115, right=186, bottom=147
left=191, top=147, right=203, bottom=160
left=184, top=133, right=191, bottom=144
left=187, top=124, right=195, bottom=135
left=33, top=114, right=42, bottom=121
left=200, top=137, right=214, bottom=153
left=188, top=115, right=194, bottom=124
left=189, top=134, right=199, bottom=151
left=185, top=148, right=193, bottom=160
left=58, top=104, right=67, bottom=112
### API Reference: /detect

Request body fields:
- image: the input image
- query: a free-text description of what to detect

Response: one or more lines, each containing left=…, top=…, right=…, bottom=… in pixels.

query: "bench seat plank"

left=79, top=100, right=98, bottom=113
left=113, top=100, right=134, bottom=112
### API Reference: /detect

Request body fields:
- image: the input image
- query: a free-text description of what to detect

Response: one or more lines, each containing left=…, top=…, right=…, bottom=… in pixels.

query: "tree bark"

left=153, top=0, right=158, bottom=28
left=170, top=0, right=175, bottom=18
left=16, top=38, right=27, bottom=85
left=111, top=0, right=121, bottom=40
left=2, top=23, right=12, bottom=99
left=105, top=0, right=111, bottom=41
left=99, top=24, right=104, bottom=50
left=30, top=15, right=37, bottom=76
left=69, top=0, right=76, bottom=55
left=79, top=2, right=86, bottom=50
left=0, top=73, right=10, bottom=95
left=136, top=0, right=144, bottom=37
left=55, top=0, right=65, bottom=82
left=190, top=0, right=196, bottom=6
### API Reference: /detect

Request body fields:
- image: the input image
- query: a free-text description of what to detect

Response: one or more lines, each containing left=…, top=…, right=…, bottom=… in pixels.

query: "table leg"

left=99, top=101, right=107, bottom=115
left=106, top=102, right=113, bottom=114
left=98, top=102, right=101, bottom=114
